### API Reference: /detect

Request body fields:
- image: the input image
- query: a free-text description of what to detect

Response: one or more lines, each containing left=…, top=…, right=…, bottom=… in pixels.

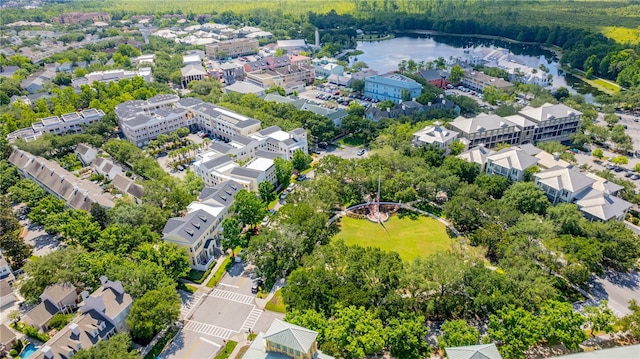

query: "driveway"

left=13, top=204, right=62, bottom=257
left=162, top=262, right=284, bottom=359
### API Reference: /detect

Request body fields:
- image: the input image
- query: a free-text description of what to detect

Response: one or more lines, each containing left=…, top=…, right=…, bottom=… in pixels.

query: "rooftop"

left=487, top=147, right=539, bottom=171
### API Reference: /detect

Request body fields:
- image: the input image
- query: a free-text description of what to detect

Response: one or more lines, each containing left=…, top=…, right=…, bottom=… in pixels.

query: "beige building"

left=206, top=38, right=259, bottom=59
left=461, top=71, right=513, bottom=92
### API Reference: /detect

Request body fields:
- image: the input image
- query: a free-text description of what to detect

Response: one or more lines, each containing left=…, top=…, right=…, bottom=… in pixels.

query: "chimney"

left=83, top=191, right=89, bottom=200
left=553, top=152, right=560, bottom=161
left=42, top=346, right=53, bottom=359
left=70, top=323, right=79, bottom=336
left=99, top=275, right=108, bottom=285
left=73, top=184, right=78, bottom=194
left=386, top=108, right=390, bottom=113
left=428, top=102, right=432, bottom=107
left=80, top=290, right=89, bottom=299
left=402, top=104, right=406, bottom=111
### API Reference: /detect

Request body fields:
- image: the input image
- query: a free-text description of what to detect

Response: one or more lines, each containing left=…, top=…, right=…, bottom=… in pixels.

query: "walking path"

left=254, top=278, right=286, bottom=310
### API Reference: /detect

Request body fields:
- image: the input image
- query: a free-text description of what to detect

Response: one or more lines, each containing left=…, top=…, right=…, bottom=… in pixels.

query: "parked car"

left=296, top=174, right=307, bottom=181
left=632, top=174, right=640, bottom=180
left=357, top=149, right=365, bottom=156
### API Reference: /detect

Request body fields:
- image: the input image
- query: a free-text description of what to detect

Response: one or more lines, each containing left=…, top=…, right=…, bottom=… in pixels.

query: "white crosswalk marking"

left=180, top=292, right=204, bottom=319
left=209, top=289, right=255, bottom=305
left=184, top=320, right=233, bottom=339
left=241, top=307, right=263, bottom=332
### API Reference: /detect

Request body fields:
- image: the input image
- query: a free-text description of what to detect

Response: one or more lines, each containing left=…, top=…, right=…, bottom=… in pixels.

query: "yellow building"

left=242, top=319, right=334, bottom=359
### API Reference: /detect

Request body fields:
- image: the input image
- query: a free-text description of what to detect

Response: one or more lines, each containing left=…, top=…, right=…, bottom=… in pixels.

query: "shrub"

left=9, top=349, right=18, bottom=357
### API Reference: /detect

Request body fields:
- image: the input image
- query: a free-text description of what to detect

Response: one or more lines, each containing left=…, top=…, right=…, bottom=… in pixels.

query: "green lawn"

left=264, top=289, right=286, bottom=313
left=213, top=340, right=238, bottom=359
left=334, top=215, right=452, bottom=261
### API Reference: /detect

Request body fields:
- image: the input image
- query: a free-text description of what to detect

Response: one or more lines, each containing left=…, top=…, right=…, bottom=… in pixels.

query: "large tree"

left=74, top=333, right=139, bottom=359
left=437, top=319, right=479, bottom=349
left=232, top=190, right=266, bottom=229
left=292, top=150, right=313, bottom=172
left=274, top=157, right=293, bottom=188
left=387, top=315, right=431, bottom=359
left=322, top=305, right=386, bottom=359
left=0, top=195, right=32, bottom=269
left=258, top=181, right=276, bottom=204
left=127, top=287, right=180, bottom=344
left=501, top=182, right=550, bottom=215
left=489, top=306, right=544, bottom=359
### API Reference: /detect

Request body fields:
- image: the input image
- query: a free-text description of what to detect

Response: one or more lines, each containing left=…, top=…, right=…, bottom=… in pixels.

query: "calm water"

left=354, top=34, right=600, bottom=101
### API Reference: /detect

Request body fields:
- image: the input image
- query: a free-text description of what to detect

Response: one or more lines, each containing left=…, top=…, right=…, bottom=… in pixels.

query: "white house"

left=412, top=123, right=460, bottom=154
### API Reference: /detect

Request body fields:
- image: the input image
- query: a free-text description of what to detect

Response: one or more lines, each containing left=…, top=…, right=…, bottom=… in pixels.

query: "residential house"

left=350, top=68, right=378, bottom=81
left=327, top=74, right=353, bottom=87
left=75, top=144, right=98, bottom=166
left=91, top=157, right=124, bottom=181
left=534, top=166, right=597, bottom=205
left=181, top=64, right=207, bottom=88
left=0, top=324, right=17, bottom=357
left=461, top=71, right=513, bottom=93
left=30, top=277, right=132, bottom=359
left=163, top=180, right=241, bottom=270
left=364, top=73, right=422, bottom=103
left=8, top=149, right=115, bottom=211
left=457, top=144, right=495, bottom=171
left=417, top=69, right=449, bottom=89
left=0, top=254, right=14, bottom=282
left=205, top=38, right=259, bottom=59
left=0, top=279, right=15, bottom=309
left=242, top=319, right=335, bottom=359
left=412, top=122, right=460, bottom=154
left=132, top=54, right=155, bottom=66
left=445, top=344, right=503, bottom=359
left=23, top=283, right=78, bottom=332
left=484, top=147, right=539, bottom=182
left=21, top=70, right=56, bottom=94
left=79, top=276, right=133, bottom=332
left=0, top=65, right=19, bottom=78
left=111, top=174, right=144, bottom=203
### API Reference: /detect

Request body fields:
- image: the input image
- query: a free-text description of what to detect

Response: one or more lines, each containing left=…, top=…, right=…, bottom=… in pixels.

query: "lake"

left=353, top=33, right=600, bottom=101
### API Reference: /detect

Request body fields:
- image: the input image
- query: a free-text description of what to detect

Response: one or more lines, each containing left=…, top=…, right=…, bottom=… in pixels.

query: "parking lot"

left=162, top=262, right=284, bottom=359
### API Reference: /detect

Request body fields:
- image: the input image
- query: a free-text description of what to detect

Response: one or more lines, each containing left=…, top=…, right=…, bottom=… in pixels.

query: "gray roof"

left=258, top=126, right=281, bottom=136
left=255, top=150, right=281, bottom=160
left=210, top=142, right=235, bottom=154
left=487, top=147, right=539, bottom=171
left=0, top=279, right=12, bottom=297
left=534, top=166, right=596, bottom=193
left=550, top=344, right=640, bottom=359
left=264, top=319, right=319, bottom=353
left=181, top=64, right=207, bottom=77
left=176, top=97, right=203, bottom=108
left=230, top=135, right=254, bottom=146
left=575, top=190, right=633, bottom=221
left=200, top=154, right=235, bottom=171
left=458, top=145, right=495, bottom=166
left=198, top=179, right=242, bottom=204
left=450, top=114, right=520, bottom=134
left=519, top=103, right=583, bottom=123
left=230, top=166, right=263, bottom=179
left=413, top=125, right=459, bottom=145
left=24, top=300, right=59, bottom=328
left=225, top=81, right=265, bottom=95
left=445, top=344, right=503, bottom=359
left=42, top=282, right=76, bottom=304
left=162, top=209, right=216, bottom=244
left=74, top=143, right=93, bottom=157
left=0, top=324, right=15, bottom=346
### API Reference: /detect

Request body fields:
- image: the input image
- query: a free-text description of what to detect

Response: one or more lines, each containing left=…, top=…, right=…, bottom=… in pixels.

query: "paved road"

left=588, top=270, right=640, bottom=317
left=162, top=262, right=283, bottom=359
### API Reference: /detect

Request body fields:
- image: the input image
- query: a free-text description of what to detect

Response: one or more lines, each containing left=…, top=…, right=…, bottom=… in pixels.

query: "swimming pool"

left=21, top=343, right=38, bottom=358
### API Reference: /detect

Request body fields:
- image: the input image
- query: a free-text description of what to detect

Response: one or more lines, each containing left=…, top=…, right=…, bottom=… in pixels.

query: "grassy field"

left=334, top=214, right=452, bottom=261
left=264, top=289, right=286, bottom=313
left=602, top=26, right=640, bottom=45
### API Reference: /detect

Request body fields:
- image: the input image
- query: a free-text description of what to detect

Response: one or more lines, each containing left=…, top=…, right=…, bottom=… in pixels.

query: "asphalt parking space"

left=219, top=262, right=258, bottom=294
left=160, top=329, right=221, bottom=359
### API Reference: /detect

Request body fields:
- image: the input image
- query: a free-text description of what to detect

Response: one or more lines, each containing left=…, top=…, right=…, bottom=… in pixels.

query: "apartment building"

left=364, top=74, right=422, bottom=103
left=484, top=147, right=540, bottom=182
left=174, top=97, right=262, bottom=140
left=449, top=103, right=581, bottom=149
left=205, top=38, right=259, bottom=59
left=518, top=103, right=583, bottom=143
left=449, top=114, right=523, bottom=149
left=163, top=180, right=241, bottom=270
left=7, top=109, right=105, bottom=142
left=461, top=71, right=513, bottom=92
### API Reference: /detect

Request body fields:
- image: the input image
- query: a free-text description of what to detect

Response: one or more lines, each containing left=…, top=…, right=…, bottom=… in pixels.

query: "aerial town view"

left=1, top=0, right=640, bottom=358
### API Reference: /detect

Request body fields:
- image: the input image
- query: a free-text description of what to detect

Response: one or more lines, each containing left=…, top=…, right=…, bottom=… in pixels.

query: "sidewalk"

left=254, top=278, right=285, bottom=310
